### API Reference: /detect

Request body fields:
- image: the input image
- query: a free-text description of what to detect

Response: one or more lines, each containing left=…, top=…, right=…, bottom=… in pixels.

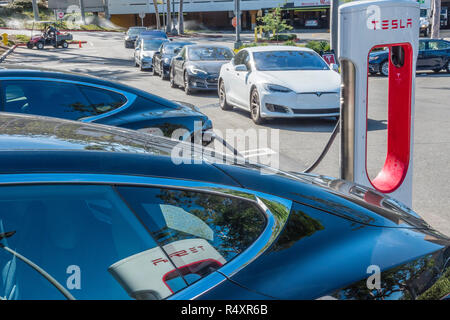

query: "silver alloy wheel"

left=184, top=72, right=191, bottom=95
left=170, top=69, right=177, bottom=88
left=381, top=61, right=389, bottom=76
left=160, top=63, right=165, bottom=79
left=219, top=81, right=232, bottom=110
left=250, top=89, right=263, bottom=124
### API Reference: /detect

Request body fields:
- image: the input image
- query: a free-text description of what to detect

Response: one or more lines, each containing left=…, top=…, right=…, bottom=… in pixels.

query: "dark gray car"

left=169, top=45, right=234, bottom=95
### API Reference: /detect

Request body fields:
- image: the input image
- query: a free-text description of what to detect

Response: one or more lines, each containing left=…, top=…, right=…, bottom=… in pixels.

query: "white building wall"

left=108, top=0, right=330, bottom=15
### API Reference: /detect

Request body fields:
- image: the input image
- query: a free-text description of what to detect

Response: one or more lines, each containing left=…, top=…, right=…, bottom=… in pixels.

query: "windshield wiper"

left=0, top=231, right=75, bottom=300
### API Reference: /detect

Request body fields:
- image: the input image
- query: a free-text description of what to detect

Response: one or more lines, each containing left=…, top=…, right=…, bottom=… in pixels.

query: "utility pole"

left=431, top=0, right=441, bottom=39
left=31, top=0, right=40, bottom=21
left=104, top=0, right=110, bottom=20
left=234, top=0, right=242, bottom=49
left=178, top=0, right=184, bottom=34
left=171, top=0, right=178, bottom=34
left=166, top=0, right=172, bottom=34
left=79, top=0, right=86, bottom=25
left=330, top=0, right=339, bottom=53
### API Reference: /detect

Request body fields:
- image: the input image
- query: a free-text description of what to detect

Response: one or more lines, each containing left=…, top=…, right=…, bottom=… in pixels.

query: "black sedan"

left=369, top=39, right=450, bottom=76
left=124, top=26, right=147, bottom=48
left=152, top=41, right=195, bottom=80
left=0, top=66, right=213, bottom=144
left=0, top=113, right=448, bottom=300
left=169, top=45, right=234, bottom=95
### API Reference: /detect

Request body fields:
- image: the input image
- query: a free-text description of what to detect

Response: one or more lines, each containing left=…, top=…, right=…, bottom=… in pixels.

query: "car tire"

left=446, top=62, right=450, bottom=73
left=37, top=42, right=44, bottom=50
left=380, top=61, right=389, bottom=77
left=250, top=88, right=264, bottom=125
left=160, top=63, right=166, bottom=80
left=184, top=72, right=194, bottom=95
left=432, top=68, right=441, bottom=73
left=219, top=80, right=232, bottom=110
left=170, top=68, right=178, bottom=88
left=61, top=41, right=68, bottom=49
left=26, top=42, right=34, bottom=49
left=152, top=64, right=158, bottom=76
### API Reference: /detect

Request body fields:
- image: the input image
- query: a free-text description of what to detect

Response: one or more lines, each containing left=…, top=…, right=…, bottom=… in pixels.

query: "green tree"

left=257, top=6, right=293, bottom=44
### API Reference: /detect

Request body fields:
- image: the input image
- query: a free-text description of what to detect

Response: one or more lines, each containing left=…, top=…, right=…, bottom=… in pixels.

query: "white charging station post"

left=338, top=0, right=419, bottom=207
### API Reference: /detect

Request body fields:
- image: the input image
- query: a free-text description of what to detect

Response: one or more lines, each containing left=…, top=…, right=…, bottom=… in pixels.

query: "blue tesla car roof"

left=0, top=66, right=181, bottom=109
left=0, top=113, right=439, bottom=231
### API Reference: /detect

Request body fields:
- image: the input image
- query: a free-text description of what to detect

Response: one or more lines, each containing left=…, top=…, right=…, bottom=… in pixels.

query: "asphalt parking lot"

left=3, top=30, right=450, bottom=236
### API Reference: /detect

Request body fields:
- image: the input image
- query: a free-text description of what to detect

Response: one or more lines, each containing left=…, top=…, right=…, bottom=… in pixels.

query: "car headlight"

left=264, top=84, right=293, bottom=93
left=369, top=55, right=379, bottom=61
left=421, top=24, right=427, bottom=28
left=188, top=66, right=208, bottom=75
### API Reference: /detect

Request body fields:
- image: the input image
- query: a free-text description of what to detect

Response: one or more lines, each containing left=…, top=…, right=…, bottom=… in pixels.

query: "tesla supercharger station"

left=338, top=0, right=419, bottom=207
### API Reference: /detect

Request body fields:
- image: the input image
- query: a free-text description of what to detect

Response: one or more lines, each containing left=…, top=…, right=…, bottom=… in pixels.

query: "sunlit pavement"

left=2, top=30, right=450, bottom=236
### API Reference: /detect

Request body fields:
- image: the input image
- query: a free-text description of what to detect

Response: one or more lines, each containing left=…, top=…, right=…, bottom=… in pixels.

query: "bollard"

left=79, top=41, right=82, bottom=48
left=2, top=33, right=8, bottom=46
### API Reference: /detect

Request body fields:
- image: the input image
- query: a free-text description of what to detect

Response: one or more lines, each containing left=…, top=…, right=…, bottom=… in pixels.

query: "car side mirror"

left=330, top=63, right=339, bottom=72
left=234, top=64, right=248, bottom=72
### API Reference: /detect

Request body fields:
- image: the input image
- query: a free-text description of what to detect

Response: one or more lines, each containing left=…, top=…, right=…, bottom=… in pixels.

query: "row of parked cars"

left=369, top=38, right=450, bottom=76
left=0, top=28, right=447, bottom=300
left=125, top=26, right=342, bottom=124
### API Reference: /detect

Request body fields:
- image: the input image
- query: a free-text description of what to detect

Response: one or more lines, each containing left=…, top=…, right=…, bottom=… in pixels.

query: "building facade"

left=106, top=0, right=331, bottom=30
left=48, top=0, right=106, bottom=13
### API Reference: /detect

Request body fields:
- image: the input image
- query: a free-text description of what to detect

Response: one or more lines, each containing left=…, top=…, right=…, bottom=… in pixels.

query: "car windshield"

left=163, top=43, right=191, bottom=54
left=188, top=47, right=234, bottom=61
left=128, top=28, right=146, bottom=36
left=141, top=31, right=167, bottom=39
left=253, top=50, right=329, bottom=71
left=143, top=39, right=166, bottom=51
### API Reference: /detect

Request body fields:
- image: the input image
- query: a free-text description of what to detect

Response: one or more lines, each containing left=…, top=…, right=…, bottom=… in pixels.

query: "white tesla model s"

left=218, top=46, right=341, bottom=124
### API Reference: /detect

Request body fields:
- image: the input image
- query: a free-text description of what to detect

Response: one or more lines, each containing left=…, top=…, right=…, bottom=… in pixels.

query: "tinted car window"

left=78, top=85, right=127, bottom=116
left=188, top=47, right=234, bottom=61
left=419, top=41, right=426, bottom=50
left=116, top=187, right=266, bottom=285
left=163, top=43, right=191, bottom=54
left=426, top=41, right=449, bottom=50
left=233, top=50, right=245, bottom=65
left=253, top=50, right=329, bottom=71
left=2, top=81, right=125, bottom=120
left=428, top=41, right=440, bottom=50
left=142, top=39, right=168, bottom=51
left=0, top=184, right=185, bottom=300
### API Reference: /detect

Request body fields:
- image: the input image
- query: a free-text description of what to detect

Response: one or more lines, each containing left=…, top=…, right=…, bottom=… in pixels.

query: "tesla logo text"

left=371, top=18, right=412, bottom=30
left=152, top=245, right=206, bottom=266
left=366, top=5, right=413, bottom=30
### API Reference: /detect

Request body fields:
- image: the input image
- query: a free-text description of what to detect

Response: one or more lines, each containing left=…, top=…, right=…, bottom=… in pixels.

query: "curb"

left=0, top=44, right=17, bottom=63
left=0, top=27, right=124, bottom=33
